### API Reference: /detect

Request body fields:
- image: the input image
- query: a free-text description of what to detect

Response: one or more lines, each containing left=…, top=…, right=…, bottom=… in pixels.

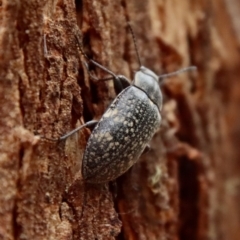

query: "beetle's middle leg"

left=41, top=120, right=98, bottom=141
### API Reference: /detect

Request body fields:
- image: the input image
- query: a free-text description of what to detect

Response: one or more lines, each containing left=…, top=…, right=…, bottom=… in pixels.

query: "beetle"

left=48, top=24, right=196, bottom=184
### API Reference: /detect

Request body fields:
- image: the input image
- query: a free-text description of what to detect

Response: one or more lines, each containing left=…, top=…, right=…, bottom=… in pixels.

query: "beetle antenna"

left=159, top=66, right=197, bottom=84
left=127, top=22, right=142, bottom=68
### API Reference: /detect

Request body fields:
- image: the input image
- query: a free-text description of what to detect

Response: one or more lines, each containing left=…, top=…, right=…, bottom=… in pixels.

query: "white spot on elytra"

left=105, top=132, right=113, bottom=141
left=114, top=116, right=120, bottom=122
left=111, top=109, right=118, bottom=116
left=103, top=108, right=118, bottom=118
left=128, top=122, right=133, bottom=127
left=108, top=142, right=114, bottom=148
left=103, top=109, right=111, bottom=118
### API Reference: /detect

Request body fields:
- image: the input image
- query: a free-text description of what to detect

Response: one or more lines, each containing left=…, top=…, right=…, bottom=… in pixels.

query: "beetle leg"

left=142, top=144, right=151, bottom=155
left=113, top=75, right=131, bottom=94
left=83, top=61, right=130, bottom=94
left=83, top=61, right=114, bottom=82
left=41, top=120, right=98, bottom=142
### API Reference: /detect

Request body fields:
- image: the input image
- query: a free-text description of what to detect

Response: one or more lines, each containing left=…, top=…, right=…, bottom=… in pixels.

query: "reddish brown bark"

left=0, top=0, right=240, bottom=239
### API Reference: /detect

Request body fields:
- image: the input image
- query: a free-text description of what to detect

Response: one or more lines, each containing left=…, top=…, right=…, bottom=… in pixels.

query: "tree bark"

left=0, top=0, right=240, bottom=239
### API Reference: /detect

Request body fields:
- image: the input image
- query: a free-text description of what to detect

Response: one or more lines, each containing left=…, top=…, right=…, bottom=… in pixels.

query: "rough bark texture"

left=0, top=0, right=240, bottom=239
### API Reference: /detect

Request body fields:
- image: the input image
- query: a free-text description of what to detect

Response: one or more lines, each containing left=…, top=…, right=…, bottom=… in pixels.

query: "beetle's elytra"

left=83, top=68, right=162, bottom=183
left=49, top=24, right=196, bottom=184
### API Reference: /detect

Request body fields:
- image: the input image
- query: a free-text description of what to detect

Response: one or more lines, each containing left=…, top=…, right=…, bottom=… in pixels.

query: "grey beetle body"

left=82, top=66, right=162, bottom=183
